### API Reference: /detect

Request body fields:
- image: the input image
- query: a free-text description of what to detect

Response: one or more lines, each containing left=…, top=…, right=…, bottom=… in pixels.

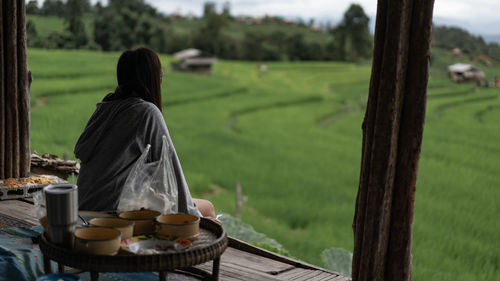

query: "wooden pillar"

left=352, top=1, right=434, bottom=281
left=0, top=0, right=30, bottom=179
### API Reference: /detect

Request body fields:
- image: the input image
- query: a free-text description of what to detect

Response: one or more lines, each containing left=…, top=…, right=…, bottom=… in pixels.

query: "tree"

left=333, top=4, right=372, bottom=61
left=40, top=0, right=65, bottom=16
left=193, top=2, right=228, bottom=55
left=65, top=0, right=88, bottom=48
left=94, top=7, right=122, bottom=50
left=26, top=19, right=40, bottom=47
left=287, top=33, right=307, bottom=61
left=93, top=0, right=163, bottom=51
left=222, top=1, right=231, bottom=19
left=135, top=14, right=156, bottom=47
left=243, top=31, right=275, bottom=60
left=26, top=0, right=40, bottom=15
left=149, top=27, right=167, bottom=53
left=203, top=2, right=216, bottom=18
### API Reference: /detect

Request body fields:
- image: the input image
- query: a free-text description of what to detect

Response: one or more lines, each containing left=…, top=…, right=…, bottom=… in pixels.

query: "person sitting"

left=74, top=47, right=216, bottom=220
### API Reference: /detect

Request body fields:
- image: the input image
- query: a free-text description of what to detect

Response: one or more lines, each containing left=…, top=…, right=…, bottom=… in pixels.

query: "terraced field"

left=28, top=48, right=499, bottom=280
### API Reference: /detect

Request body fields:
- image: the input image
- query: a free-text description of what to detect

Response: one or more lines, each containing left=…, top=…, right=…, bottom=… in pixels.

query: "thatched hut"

left=448, top=63, right=485, bottom=83
left=171, top=48, right=217, bottom=75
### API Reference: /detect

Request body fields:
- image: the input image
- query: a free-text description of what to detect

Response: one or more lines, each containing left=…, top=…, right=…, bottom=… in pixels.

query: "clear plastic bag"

left=33, top=190, right=46, bottom=219
left=117, top=135, right=178, bottom=214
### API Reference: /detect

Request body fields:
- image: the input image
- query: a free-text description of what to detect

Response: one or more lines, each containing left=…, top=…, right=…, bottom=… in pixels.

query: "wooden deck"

left=0, top=199, right=350, bottom=281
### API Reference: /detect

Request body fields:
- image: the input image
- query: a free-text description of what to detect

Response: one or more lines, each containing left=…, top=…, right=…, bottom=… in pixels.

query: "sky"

left=141, top=0, right=500, bottom=38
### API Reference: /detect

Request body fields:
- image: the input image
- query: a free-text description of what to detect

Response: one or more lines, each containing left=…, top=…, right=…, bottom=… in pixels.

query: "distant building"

left=448, top=63, right=485, bottom=83
left=171, top=48, right=217, bottom=75
left=451, top=48, right=462, bottom=57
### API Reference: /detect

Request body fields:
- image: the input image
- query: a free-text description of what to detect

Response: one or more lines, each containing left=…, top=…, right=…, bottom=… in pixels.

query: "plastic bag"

left=33, top=190, right=46, bottom=219
left=117, top=135, right=178, bottom=214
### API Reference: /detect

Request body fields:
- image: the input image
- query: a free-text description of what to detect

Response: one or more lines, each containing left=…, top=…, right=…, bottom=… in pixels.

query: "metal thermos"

left=44, top=184, right=78, bottom=248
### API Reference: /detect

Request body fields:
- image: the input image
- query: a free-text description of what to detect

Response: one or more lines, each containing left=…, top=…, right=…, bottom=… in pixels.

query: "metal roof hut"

left=448, top=63, right=485, bottom=83
left=171, top=48, right=217, bottom=75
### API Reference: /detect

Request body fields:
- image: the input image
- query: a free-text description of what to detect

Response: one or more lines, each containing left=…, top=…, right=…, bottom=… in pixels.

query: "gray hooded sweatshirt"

left=74, top=96, right=201, bottom=216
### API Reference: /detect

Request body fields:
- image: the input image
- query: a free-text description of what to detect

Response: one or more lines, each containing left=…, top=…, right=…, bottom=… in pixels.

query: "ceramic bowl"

left=118, top=210, right=161, bottom=235
left=155, top=214, right=200, bottom=240
left=89, top=218, right=134, bottom=240
left=73, top=227, right=121, bottom=255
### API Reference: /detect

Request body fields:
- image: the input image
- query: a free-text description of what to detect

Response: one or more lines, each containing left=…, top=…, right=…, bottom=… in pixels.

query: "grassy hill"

left=27, top=48, right=499, bottom=281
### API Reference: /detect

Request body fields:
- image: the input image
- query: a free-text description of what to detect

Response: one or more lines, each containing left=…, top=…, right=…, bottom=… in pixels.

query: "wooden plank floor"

left=0, top=199, right=350, bottom=281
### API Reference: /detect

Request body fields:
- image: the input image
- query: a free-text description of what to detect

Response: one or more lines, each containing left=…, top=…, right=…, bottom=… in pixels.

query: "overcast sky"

left=142, top=0, right=500, bottom=37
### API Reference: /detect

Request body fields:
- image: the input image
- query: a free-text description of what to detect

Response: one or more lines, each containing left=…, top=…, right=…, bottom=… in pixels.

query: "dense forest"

left=25, top=0, right=500, bottom=62
left=25, top=0, right=371, bottom=62
left=432, top=26, right=500, bottom=60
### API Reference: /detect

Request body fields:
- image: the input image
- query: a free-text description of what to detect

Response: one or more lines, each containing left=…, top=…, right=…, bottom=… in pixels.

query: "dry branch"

left=31, top=152, right=80, bottom=176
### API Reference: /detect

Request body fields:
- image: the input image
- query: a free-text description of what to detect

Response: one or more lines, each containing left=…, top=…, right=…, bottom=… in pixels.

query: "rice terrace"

left=27, top=46, right=500, bottom=280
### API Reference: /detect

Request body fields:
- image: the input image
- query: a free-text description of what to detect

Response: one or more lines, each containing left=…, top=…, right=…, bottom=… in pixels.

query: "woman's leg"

left=193, top=198, right=216, bottom=219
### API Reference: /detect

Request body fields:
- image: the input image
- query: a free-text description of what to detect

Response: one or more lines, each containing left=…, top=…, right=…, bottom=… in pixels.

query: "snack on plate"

left=3, top=178, right=20, bottom=189
left=1, top=175, right=57, bottom=189
left=120, top=234, right=192, bottom=254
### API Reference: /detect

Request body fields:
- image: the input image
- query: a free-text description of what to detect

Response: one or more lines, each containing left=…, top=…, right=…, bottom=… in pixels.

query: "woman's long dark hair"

left=114, top=47, right=163, bottom=112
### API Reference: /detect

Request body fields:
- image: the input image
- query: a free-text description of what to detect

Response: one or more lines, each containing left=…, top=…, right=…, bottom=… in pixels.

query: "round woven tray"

left=39, top=218, right=228, bottom=273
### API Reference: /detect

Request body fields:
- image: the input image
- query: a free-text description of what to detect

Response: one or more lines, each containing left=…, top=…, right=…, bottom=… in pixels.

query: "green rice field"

left=28, top=48, right=499, bottom=280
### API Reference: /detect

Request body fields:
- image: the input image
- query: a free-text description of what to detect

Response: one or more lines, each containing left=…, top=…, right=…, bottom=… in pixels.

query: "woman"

left=74, top=47, right=216, bottom=219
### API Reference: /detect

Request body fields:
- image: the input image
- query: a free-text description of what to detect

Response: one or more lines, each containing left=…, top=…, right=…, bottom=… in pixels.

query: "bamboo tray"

left=39, top=217, right=228, bottom=281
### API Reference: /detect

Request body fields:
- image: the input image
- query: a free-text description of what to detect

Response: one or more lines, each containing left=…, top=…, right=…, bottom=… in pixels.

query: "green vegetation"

left=26, top=0, right=372, bottom=62
left=433, top=25, right=500, bottom=60
left=26, top=14, right=94, bottom=38
left=28, top=47, right=499, bottom=280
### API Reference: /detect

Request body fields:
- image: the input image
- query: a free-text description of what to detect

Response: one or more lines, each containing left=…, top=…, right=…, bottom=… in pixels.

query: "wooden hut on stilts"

left=0, top=0, right=435, bottom=280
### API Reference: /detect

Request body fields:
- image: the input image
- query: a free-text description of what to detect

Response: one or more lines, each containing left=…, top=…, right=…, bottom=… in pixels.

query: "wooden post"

left=235, top=181, right=247, bottom=219
left=352, top=1, right=434, bottom=281
left=17, top=0, right=30, bottom=178
left=0, top=0, right=30, bottom=179
left=0, top=0, right=5, bottom=179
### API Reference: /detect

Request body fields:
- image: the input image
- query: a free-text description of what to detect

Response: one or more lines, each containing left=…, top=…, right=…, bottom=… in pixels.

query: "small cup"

left=74, top=227, right=121, bottom=255
left=44, top=184, right=78, bottom=248
left=89, top=218, right=135, bottom=241
left=155, top=214, right=200, bottom=241
left=119, top=210, right=161, bottom=235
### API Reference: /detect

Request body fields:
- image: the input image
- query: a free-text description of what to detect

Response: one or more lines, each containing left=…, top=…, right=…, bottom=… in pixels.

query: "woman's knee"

left=193, top=198, right=216, bottom=219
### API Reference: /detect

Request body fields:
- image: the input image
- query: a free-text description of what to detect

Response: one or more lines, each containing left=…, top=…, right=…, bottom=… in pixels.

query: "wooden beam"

left=385, top=1, right=434, bottom=280
left=0, top=1, right=5, bottom=179
left=5, top=0, right=20, bottom=178
left=352, top=1, right=434, bottom=280
left=0, top=0, right=30, bottom=179
left=17, top=0, right=30, bottom=177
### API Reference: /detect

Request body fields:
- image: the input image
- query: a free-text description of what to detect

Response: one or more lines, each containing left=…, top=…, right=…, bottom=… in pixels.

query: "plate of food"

left=1, top=175, right=58, bottom=189
left=127, top=240, right=184, bottom=255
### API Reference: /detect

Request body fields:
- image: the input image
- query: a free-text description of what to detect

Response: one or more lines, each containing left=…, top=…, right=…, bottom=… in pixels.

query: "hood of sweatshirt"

left=74, top=96, right=144, bottom=163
